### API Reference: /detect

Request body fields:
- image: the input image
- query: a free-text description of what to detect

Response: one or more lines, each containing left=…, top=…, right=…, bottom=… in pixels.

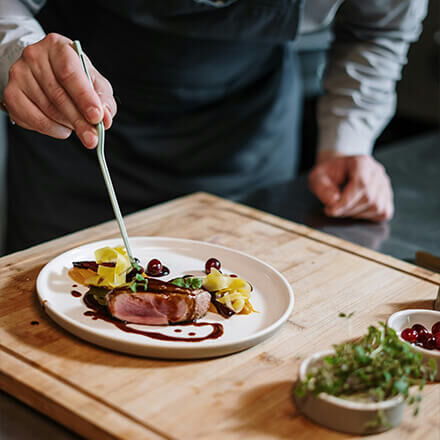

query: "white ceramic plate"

left=36, top=237, right=294, bottom=359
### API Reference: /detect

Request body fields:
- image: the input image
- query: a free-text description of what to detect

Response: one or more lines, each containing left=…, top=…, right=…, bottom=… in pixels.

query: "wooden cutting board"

left=1, top=193, right=439, bottom=440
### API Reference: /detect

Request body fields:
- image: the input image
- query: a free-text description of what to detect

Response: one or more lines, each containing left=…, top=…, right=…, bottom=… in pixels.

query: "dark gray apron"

left=7, top=0, right=303, bottom=252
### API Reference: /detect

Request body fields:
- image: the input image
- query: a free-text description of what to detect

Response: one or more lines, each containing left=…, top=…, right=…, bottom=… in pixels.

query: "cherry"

left=422, top=335, right=436, bottom=350
left=431, top=321, right=440, bottom=335
left=205, top=258, right=221, bottom=274
left=435, top=333, right=440, bottom=350
left=412, top=324, right=429, bottom=342
left=411, top=323, right=427, bottom=334
left=401, top=328, right=418, bottom=343
left=147, top=259, right=163, bottom=276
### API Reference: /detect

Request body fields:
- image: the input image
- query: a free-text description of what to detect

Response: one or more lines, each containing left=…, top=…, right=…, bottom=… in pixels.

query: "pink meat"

left=107, top=287, right=211, bottom=325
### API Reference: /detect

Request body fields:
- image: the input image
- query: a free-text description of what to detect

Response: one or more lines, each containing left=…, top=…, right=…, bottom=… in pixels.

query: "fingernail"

left=57, top=127, right=72, bottom=139
left=86, top=106, right=101, bottom=122
left=83, top=130, right=97, bottom=147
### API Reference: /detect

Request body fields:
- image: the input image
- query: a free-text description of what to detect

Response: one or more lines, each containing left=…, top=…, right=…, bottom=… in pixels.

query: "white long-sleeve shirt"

left=0, top=0, right=429, bottom=155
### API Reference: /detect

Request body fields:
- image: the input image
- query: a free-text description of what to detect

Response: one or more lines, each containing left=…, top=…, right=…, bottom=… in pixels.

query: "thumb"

left=308, top=170, right=341, bottom=207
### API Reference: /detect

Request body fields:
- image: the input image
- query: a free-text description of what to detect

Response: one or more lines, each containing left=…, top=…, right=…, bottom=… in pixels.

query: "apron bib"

left=7, top=0, right=304, bottom=251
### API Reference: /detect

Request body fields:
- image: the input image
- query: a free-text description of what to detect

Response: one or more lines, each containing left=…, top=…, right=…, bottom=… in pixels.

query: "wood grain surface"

left=1, top=193, right=439, bottom=440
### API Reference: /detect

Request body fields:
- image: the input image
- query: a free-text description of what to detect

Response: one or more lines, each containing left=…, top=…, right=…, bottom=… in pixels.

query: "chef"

left=0, top=0, right=428, bottom=252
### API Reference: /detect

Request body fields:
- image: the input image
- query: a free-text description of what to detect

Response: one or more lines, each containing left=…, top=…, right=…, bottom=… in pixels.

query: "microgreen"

left=131, top=259, right=142, bottom=272
left=295, top=322, right=437, bottom=428
left=171, top=277, right=203, bottom=290
left=129, top=277, right=148, bottom=293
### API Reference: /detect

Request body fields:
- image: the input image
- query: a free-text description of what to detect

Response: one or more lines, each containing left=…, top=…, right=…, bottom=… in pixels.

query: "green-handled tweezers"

left=72, top=40, right=135, bottom=267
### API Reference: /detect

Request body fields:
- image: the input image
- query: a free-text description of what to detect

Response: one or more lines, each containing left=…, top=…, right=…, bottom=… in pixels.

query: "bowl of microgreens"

left=388, top=309, right=440, bottom=381
left=293, top=323, right=437, bottom=435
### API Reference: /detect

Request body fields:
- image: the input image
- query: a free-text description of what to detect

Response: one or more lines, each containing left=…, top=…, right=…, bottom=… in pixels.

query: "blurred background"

left=0, top=1, right=438, bottom=256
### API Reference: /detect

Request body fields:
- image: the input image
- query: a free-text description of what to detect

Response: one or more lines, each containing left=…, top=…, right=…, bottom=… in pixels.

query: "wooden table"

left=1, top=193, right=439, bottom=440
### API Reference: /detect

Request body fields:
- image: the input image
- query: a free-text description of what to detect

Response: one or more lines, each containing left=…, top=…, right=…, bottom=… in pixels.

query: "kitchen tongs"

left=73, top=40, right=135, bottom=267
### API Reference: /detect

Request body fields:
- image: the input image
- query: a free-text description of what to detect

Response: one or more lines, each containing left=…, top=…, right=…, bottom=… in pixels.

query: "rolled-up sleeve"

left=317, top=0, right=428, bottom=155
left=0, top=0, right=46, bottom=101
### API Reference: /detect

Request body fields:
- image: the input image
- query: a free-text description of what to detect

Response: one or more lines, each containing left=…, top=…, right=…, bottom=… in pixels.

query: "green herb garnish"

left=295, top=323, right=437, bottom=423
left=171, top=277, right=203, bottom=290
left=131, top=259, right=141, bottom=272
left=129, top=277, right=148, bottom=293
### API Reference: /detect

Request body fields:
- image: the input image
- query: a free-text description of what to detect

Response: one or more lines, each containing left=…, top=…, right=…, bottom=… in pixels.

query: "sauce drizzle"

left=82, top=291, right=223, bottom=342
left=71, top=290, right=82, bottom=298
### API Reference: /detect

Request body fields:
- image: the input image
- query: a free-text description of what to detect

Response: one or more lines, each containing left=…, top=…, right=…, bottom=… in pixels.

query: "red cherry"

left=422, top=334, right=436, bottom=350
left=435, top=333, right=440, bottom=350
left=147, top=259, right=163, bottom=276
left=205, top=258, right=221, bottom=274
left=401, top=328, right=418, bottom=343
left=412, top=323, right=427, bottom=333
left=412, top=324, right=429, bottom=342
left=431, top=321, right=440, bottom=335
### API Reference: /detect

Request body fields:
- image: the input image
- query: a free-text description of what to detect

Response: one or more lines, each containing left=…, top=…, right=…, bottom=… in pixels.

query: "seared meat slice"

left=107, top=280, right=211, bottom=325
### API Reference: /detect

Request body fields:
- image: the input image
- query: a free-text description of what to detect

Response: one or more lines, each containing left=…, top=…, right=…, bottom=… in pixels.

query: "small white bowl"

left=388, top=309, right=440, bottom=381
left=293, top=350, right=405, bottom=435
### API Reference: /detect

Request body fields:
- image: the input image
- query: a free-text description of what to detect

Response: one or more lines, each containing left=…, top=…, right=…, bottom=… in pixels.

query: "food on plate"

left=401, top=322, right=440, bottom=350
left=146, top=258, right=170, bottom=277
left=205, top=257, right=221, bottom=274
left=69, top=247, right=255, bottom=325
left=107, top=281, right=211, bottom=325
left=202, top=268, right=255, bottom=317
left=69, top=246, right=142, bottom=288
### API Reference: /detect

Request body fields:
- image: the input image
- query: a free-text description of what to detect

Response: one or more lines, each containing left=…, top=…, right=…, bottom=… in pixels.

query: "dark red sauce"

left=72, top=284, right=78, bottom=287
left=30, top=320, right=39, bottom=326
left=188, top=332, right=196, bottom=336
left=82, top=291, right=223, bottom=342
left=71, top=290, right=82, bottom=298
left=229, top=274, right=238, bottom=278
left=174, top=329, right=182, bottom=333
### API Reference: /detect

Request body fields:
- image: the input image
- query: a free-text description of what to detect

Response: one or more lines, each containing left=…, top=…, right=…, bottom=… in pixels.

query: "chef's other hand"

left=3, top=33, right=117, bottom=149
left=308, top=152, right=394, bottom=222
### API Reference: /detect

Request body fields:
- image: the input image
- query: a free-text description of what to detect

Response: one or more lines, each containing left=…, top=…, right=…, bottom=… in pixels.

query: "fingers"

left=4, top=87, right=72, bottom=139
left=351, top=184, right=394, bottom=222
left=46, top=35, right=103, bottom=124
left=325, top=179, right=365, bottom=217
left=91, top=66, right=117, bottom=129
left=3, top=32, right=116, bottom=148
left=308, top=168, right=342, bottom=206
left=31, top=56, right=98, bottom=148
left=11, top=60, right=73, bottom=129
left=309, top=155, right=394, bottom=223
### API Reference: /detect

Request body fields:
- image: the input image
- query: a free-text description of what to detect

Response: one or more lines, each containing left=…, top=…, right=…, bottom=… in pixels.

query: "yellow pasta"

left=85, top=246, right=131, bottom=288
left=203, top=268, right=254, bottom=314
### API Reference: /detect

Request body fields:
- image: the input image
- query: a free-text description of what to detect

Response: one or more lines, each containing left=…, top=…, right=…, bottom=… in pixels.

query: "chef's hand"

left=308, top=151, right=394, bottom=222
left=2, top=33, right=117, bottom=148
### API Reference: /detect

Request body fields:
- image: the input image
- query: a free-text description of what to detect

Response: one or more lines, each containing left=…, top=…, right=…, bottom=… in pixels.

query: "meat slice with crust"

left=106, top=280, right=211, bottom=325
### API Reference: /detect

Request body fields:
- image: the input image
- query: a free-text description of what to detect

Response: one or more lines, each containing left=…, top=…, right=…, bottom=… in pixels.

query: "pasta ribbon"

left=203, top=268, right=254, bottom=314
left=85, top=246, right=131, bottom=288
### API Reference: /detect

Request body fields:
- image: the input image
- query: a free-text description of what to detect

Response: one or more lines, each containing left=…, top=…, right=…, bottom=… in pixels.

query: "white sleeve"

left=317, top=0, right=428, bottom=155
left=0, top=0, right=46, bottom=101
